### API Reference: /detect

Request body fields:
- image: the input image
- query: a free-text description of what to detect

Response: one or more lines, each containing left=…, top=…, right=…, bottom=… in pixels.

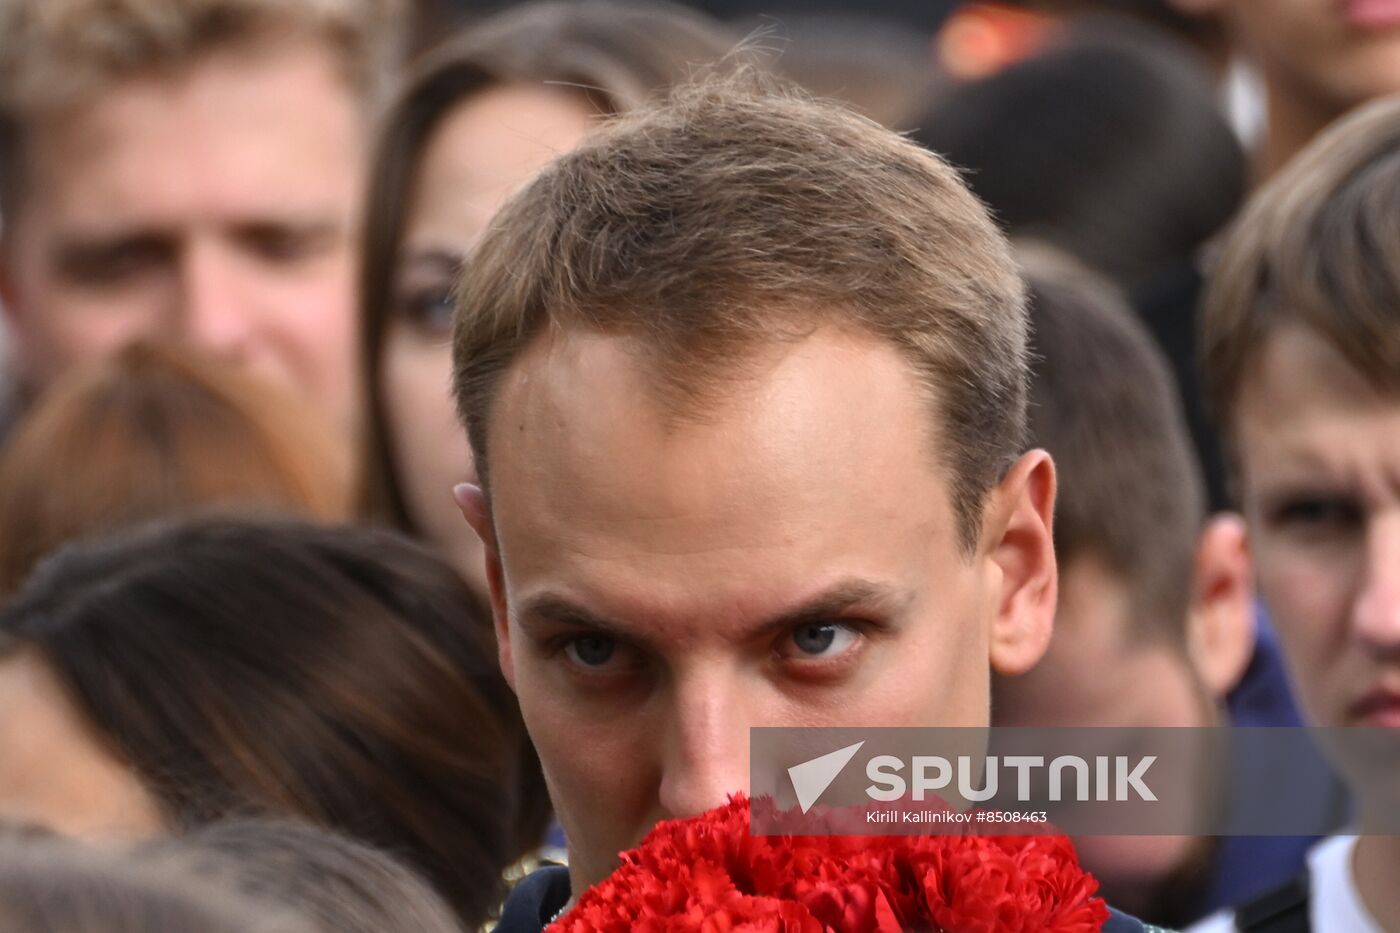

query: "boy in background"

left=997, top=248, right=1327, bottom=926
left=1191, top=95, right=1400, bottom=933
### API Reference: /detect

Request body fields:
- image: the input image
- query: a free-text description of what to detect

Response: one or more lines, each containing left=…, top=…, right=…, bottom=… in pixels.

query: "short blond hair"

left=1202, top=95, right=1400, bottom=448
left=452, top=72, right=1027, bottom=551
left=0, top=0, right=405, bottom=213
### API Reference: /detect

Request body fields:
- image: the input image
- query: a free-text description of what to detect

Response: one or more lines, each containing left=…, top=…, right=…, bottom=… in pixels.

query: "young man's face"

left=0, top=39, right=364, bottom=436
left=462, top=325, right=1057, bottom=889
left=1236, top=325, right=1400, bottom=731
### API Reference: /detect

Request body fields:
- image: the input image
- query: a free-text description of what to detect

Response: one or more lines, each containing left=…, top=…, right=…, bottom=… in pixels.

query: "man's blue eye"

left=800, top=622, right=851, bottom=658
left=566, top=635, right=616, bottom=667
left=793, top=623, right=838, bottom=655
left=780, top=622, right=861, bottom=662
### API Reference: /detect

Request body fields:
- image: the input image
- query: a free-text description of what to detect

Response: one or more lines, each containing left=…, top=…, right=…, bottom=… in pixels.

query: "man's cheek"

left=1257, top=560, right=1345, bottom=718
left=538, top=720, right=651, bottom=838
left=524, top=689, right=625, bottom=779
left=1259, top=556, right=1341, bottom=650
left=51, top=300, right=154, bottom=364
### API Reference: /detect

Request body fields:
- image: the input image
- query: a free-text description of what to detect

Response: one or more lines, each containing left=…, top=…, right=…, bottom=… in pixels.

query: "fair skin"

left=0, top=651, right=164, bottom=838
left=383, top=84, right=594, bottom=596
left=1235, top=324, right=1400, bottom=930
left=0, top=39, right=364, bottom=437
left=1174, top=0, right=1400, bottom=176
left=457, top=324, right=1059, bottom=893
left=993, top=519, right=1254, bottom=917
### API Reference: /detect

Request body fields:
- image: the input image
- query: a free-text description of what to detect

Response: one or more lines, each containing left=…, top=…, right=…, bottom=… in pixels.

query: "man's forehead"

left=1236, top=326, right=1400, bottom=484
left=18, top=41, right=360, bottom=218
left=1237, top=327, right=1398, bottom=436
left=496, top=324, right=932, bottom=453
left=484, top=325, right=953, bottom=551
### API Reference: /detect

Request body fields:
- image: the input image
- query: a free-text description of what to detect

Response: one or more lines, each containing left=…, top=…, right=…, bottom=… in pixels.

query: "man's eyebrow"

left=759, top=580, right=911, bottom=634
left=514, top=579, right=910, bottom=646
left=234, top=217, right=344, bottom=241
left=53, top=230, right=175, bottom=275
left=55, top=228, right=171, bottom=254
left=514, top=596, right=631, bottom=638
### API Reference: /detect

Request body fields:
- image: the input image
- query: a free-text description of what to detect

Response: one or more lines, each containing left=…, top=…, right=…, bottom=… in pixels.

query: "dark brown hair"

left=0, top=517, right=533, bottom=930
left=1022, top=247, right=1204, bottom=640
left=451, top=71, right=1028, bottom=551
left=913, top=20, right=1244, bottom=293
left=1202, top=95, right=1400, bottom=448
left=0, top=342, right=350, bottom=595
left=356, top=0, right=736, bottom=531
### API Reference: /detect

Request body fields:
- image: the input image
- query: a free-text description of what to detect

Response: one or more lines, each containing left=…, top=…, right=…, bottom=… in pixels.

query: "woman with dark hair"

left=0, top=518, right=533, bottom=929
left=355, top=0, right=737, bottom=600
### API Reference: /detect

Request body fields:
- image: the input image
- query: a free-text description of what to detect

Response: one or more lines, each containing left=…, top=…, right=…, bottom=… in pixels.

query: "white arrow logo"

left=787, top=741, right=865, bottom=814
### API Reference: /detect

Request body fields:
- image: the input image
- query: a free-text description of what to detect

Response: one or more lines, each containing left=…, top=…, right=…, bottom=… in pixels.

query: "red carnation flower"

left=548, top=795, right=1109, bottom=932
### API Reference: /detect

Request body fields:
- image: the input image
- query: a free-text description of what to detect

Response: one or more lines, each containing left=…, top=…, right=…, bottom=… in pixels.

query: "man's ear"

left=985, top=449, right=1058, bottom=677
left=454, top=482, right=516, bottom=691
left=1187, top=512, right=1256, bottom=698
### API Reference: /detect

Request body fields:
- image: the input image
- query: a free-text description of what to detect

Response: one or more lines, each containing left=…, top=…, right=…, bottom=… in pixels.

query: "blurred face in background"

left=993, top=528, right=1253, bottom=918
left=1211, top=0, right=1400, bottom=112
left=0, top=650, right=163, bottom=839
left=0, top=40, right=365, bottom=436
left=463, top=326, right=1057, bottom=890
left=996, top=556, right=1210, bottom=733
left=1236, top=325, right=1400, bottom=732
left=380, top=84, right=594, bottom=596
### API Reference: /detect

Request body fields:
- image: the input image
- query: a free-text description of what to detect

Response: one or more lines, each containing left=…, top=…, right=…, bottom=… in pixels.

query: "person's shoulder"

left=1183, top=908, right=1236, bottom=932
left=1107, top=905, right=1179, bottom=932
left=493, top=864, right=570, bottom=933
left=1187, top=834, right=1360, bottom=930
left=494, top=869, right=1168, bottom=933
left=1308, top=834, right=1383, bottom=932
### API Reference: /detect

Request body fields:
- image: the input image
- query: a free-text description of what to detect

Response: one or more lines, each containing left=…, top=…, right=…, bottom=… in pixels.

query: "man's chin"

left=567, top=850, right=620, bottom=895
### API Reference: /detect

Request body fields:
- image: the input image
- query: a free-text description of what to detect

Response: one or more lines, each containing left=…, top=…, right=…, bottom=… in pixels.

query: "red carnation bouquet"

left=548, top=795, right=1109, bottom=932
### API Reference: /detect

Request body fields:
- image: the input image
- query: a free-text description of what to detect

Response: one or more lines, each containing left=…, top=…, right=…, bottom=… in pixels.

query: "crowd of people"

left=0, top=0, right=1396, bottom=930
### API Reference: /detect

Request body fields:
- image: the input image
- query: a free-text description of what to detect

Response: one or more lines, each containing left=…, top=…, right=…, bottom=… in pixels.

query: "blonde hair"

left=452, top=71, right=1027, bottom=551
left=0, top=342, right=350, bottom=593
left=0, top=0, right=405, bottom=213
left=1202, top=94, right=1400, bottom=445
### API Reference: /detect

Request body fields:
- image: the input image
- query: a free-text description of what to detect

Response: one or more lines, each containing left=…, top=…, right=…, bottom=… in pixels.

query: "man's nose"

left=655, top=669, right=751, bottom=820
left=176, top=239, right=256, bottom=361
left=1354, top=513, right=1400, bottom=653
